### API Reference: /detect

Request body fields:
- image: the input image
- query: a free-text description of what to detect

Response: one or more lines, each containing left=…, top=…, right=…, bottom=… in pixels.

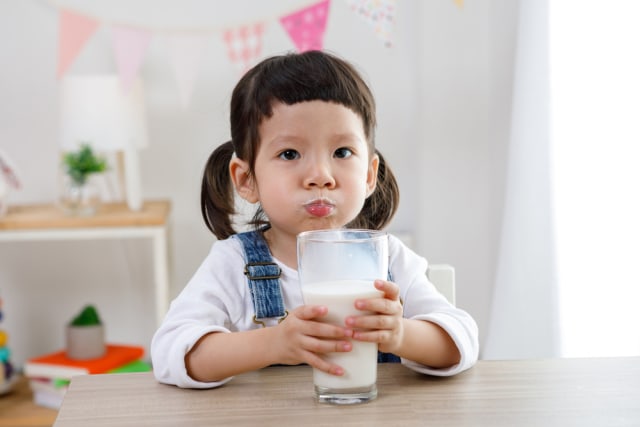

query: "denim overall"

left=234, top=229, right=400, bottom=363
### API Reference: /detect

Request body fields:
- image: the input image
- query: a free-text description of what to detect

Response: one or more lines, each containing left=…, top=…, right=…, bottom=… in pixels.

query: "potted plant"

left=66, top=305, right=105, bottom=360
left=60, top=144, right=108, bottom=216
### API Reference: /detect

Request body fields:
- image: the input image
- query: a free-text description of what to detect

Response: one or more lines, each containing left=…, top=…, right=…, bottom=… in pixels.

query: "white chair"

left=427, top=264, right=456, bottom=305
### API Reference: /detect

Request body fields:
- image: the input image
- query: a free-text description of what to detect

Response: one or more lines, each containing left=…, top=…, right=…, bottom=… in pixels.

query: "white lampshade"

left=59, top=75, right=149, bottom=211
left=59, top=75, right=148, bottom=151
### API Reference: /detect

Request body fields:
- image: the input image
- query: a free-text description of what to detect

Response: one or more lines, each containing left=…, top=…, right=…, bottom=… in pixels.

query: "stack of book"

left=24, top=343, right=150, bottom=409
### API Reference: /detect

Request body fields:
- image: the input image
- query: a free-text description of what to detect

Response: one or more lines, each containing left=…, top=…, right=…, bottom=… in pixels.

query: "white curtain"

left=483, top=0, right=561, bottom=359
left=550, top=1, right=640, bottom=357
left=485, top=0, right=640, bottom=359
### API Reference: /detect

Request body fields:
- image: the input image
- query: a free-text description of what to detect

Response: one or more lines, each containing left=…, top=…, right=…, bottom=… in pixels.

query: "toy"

left=0, top=295, right=17, bottom=395
left=0, top=148, right=22, bottom=217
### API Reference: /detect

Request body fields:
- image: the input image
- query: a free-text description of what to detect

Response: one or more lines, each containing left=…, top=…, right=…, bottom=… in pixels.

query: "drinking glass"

left=297, top=229, right=388, bottom=404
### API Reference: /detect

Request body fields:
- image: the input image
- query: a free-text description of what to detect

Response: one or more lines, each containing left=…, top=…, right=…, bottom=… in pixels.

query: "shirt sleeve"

left=388, top=235, right=479, bottom=376
left=150, top=238, right=247, bottom=389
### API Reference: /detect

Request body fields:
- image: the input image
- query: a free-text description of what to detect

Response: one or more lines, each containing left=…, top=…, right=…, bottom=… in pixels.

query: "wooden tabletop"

left=0, top=200, right=171, bottom=230
left=54, top=357, right=640, bottom=427
left=0, top=375, right=57, bottom=427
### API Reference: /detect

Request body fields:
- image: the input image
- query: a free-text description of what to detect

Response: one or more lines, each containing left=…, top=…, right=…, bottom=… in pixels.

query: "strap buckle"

left=244, top=262, right=281, bottom=280
left=252, top=310, right=289, bottom=328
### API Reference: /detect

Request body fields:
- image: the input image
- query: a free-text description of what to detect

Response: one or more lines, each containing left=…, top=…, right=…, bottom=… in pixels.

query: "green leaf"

left=70, top=305, right=102, bottom=326
left=63, top=144, right=108, bottom=185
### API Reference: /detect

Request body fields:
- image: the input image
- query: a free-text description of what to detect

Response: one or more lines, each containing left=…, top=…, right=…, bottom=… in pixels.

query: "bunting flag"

left=54, top=1, right=403, bottom=106
left=57, top=9, right=100, bottom=78
left=111, top=25, right=152, bottom=91
left=222, top=22, right=266, bottom=74
left=165, top=34, right=207, bottom=108
left=279, top=0, right=331, bottom=53
left=346, top=0, right=397, bottom=47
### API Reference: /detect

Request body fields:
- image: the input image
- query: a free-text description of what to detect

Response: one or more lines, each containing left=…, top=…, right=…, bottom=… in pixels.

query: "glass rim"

left=297, top=228, right=387, bottom=243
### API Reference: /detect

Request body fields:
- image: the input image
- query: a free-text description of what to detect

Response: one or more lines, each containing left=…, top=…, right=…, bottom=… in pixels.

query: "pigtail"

left=350, top=149, right=399, bottom=230
left=200, top=141, right=237, bottom=240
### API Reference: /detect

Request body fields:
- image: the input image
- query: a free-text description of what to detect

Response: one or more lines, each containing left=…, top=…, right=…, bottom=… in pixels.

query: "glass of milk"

left=297, top=229, right=388, bottom=404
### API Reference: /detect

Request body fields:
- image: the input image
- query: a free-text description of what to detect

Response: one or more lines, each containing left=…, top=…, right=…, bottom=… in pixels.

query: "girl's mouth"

left=304, top=199, right=335, bottom=217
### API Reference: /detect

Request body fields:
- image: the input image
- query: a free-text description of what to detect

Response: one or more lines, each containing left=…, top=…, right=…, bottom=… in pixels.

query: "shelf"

left=0, top=200, right=170, bottom=230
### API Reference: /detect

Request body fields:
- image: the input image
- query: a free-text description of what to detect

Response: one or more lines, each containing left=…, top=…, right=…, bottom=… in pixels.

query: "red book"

left=24, top=344, right=145, bottom=380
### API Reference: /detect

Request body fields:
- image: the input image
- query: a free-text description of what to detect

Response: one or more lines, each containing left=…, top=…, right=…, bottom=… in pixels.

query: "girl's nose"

left=303, top=159, right=336, bottom=189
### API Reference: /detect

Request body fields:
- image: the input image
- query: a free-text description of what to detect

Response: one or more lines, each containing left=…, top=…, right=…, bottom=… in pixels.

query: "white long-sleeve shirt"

left=151, top=234, right=479, bottom=388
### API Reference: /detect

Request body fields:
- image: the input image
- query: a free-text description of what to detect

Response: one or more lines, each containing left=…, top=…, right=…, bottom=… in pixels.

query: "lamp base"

left=121, top=148, right=143, bottom=211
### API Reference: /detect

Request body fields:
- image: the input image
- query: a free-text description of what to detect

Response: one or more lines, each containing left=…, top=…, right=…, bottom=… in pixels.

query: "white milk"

left=302, top=280, right=384, bottom=389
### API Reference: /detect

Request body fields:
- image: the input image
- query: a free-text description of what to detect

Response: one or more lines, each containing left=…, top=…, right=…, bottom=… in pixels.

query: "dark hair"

left=201, top=50, right=399, bottom=240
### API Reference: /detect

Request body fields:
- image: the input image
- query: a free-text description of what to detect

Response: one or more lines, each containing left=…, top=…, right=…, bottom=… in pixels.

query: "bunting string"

left=47, top=0, right=462, bottom=108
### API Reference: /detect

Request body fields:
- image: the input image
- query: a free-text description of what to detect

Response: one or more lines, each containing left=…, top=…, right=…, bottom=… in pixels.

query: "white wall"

left=417, top=0, right=518, bottom=357
left=0, top=0, right=517, bottom=368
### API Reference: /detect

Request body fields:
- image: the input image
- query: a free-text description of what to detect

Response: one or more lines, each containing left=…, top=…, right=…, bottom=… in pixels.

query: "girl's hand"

left=346, top=279, right=404, bottom=354
left=272, top=304, right=352, bottom=376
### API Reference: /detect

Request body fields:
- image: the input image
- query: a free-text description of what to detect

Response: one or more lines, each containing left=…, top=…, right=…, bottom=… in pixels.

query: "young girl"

left=151, top=50, right=478, bottom=388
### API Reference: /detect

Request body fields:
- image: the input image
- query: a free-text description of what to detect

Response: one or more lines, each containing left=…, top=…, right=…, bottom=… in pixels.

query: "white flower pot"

left=66, top=324, right=105, bottom=360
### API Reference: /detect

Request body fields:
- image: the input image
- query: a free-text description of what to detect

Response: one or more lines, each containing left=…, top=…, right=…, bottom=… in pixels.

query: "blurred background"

left=2, top=0, right=638, bottom=370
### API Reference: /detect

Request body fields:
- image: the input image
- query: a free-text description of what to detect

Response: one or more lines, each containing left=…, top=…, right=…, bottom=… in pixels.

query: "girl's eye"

left=279, top=149, right=300, bottom=160
left=334, top=147, right=353, bottom=159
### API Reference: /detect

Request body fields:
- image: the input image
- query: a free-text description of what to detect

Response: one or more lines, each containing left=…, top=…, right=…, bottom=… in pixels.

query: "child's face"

left=237, top=100, right=378, bottom=240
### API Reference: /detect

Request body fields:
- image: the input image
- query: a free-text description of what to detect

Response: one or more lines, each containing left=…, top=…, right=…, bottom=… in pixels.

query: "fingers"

left=300, top=335, right=353, bottom=355
left=345, top=280, right=403, bottom=348
left=291, top=305, right=351, bottom=339
left=295, top=304, right=328, bottom=321
left=375, top=279, right=400, bottom=301
left=345, top=312, right=397, bottom=333
left=350, top=328, right=393, bottom=343
left=280, top=305, right=353, bottom=377
left=353, top=280, right=402, bottom=316
left=305, top=352, right=345, bottom=377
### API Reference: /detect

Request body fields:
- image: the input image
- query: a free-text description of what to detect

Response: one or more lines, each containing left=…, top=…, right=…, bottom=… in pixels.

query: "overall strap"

left=233, top=229, right=287, bottom=325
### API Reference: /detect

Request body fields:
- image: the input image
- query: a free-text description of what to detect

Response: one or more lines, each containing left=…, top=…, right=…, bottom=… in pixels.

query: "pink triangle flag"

left=57, top=9, right=100, bottom=78
left=279, top=0, right=331, bottom=52
left=223, top=22, right=266, bottom=74
left=111, top=25, right=152, bottom=91
left=346, top=0, right=397, bottom=47
left=165, top=34, right=207, bottom=108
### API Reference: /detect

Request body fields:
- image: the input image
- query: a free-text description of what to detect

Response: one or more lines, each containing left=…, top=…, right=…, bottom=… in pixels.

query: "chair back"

left=427, top=264, right=456, bottom=305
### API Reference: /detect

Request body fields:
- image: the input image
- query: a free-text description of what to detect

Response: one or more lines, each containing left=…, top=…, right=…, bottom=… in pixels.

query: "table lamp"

left=59, top=75, right=149, bottom=211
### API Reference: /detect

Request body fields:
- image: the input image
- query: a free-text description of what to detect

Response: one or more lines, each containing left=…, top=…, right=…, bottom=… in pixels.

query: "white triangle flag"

left=165, top=34, right=207, bottom=108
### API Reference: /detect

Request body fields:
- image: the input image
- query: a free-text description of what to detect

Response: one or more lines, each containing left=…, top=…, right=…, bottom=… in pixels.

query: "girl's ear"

left=230, top=157, right=259, bottom=203
left=365, top=154, right=379, bottom=197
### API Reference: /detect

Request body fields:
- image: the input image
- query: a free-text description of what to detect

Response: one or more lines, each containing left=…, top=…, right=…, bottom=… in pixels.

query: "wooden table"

left=0, top=375, right=57, bottom=427
left=54, top=357, right=640, bottom=427
left=0, top=200, right=171, bottom=326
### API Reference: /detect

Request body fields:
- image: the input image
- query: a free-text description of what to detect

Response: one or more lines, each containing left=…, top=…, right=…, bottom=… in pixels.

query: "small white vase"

left=60, top=175, right=101, bottom=216
left=66, top=324, right=105, bottom=360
